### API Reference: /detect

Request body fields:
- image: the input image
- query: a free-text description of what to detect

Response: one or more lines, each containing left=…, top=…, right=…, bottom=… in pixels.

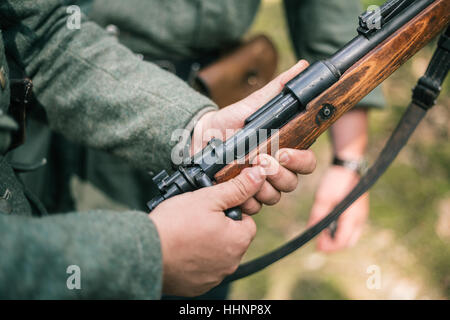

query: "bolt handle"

left=195, top=172, right=242, bottom=220
left=224, top=207, right=243, bottom=221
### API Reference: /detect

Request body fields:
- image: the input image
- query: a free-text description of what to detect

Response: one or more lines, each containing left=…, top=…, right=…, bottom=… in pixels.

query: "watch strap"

left=332, top=156, right=368, bottom=175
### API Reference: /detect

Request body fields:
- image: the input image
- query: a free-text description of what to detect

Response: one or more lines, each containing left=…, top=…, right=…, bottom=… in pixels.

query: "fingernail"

left=259, top=157, right=270, bottom=169
left=278, top=151, right=289, bottom=165
left=247, top=166, right=264, bottom=183
left=258, top=166, right=266, bottom=177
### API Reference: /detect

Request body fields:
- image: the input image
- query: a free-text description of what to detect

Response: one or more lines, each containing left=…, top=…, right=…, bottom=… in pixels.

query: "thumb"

left=212, top=60, right=310, bottom=131
left=239, top=59, right=310, bottom=109
left=196, top=166, right=266, bottom=211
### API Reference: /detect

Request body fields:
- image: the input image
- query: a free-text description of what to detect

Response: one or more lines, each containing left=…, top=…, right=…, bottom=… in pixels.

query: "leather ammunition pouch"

left=193, top=35, right=278, bottom=107
left=151, top=35, right=278, bottom=108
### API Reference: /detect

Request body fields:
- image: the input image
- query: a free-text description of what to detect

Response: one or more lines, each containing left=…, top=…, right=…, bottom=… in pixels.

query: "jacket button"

left=0, top=189, right=12, bottom=214
left=0, top=67, right=6, bottom=90
left=106, top=24, right=120, bottom=38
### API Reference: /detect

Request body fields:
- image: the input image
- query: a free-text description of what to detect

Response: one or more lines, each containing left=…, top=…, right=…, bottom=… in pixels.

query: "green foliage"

left=361, top=0, right=386, bottom=8
left=291, top=277, right=348, bottom=300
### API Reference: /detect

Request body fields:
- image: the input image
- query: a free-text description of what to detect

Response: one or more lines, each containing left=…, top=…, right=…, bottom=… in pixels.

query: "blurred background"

left=228, top=0, right=450, bottom=300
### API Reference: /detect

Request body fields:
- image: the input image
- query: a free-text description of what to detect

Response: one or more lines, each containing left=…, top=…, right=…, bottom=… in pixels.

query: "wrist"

left=149, top=214, right=173, bottom=294
left=191, top=111, right=217, bottom=155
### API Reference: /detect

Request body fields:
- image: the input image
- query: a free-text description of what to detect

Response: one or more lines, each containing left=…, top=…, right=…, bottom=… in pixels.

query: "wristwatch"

left=332, top=156, right=368, bottom=176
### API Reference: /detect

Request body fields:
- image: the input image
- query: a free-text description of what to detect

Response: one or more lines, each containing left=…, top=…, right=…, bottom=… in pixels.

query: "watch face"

left=333, top=156, right=368, bottom=175
left=345, top=160, right=360, bottom=172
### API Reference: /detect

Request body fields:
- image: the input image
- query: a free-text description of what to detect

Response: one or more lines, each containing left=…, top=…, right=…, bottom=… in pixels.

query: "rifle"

left=148, top=0, right=448, bottom=215
left=147, top=0, right=449, bottom=279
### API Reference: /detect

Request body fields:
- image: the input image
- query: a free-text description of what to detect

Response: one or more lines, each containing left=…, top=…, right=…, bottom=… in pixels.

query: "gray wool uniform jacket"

left=86, top=0, right=383, bottom=107
left=0, top=0, right=218, bottom=299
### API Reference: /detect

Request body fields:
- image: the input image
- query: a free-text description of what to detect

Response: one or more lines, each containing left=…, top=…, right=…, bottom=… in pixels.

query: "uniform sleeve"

left=283, top=0, right=385, bottom=109
left=0, top=210, right=162, bottom=299
left=0, top=0, right=217, bottom=173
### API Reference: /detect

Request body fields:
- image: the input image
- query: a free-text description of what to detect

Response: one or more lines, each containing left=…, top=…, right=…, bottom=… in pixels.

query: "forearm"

left=0, top=0, right=217, bottom=173
left=330, top=109, right=368, bottom=160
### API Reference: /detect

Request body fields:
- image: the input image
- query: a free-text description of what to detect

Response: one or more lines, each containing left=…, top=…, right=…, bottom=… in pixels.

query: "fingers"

left=241, top=60, right=310, bottom=108
left=225, top=213, right=258, bottom=263
left=312, top=194, right=369, bottom=253
left=317, top=217, right=354, bottom=252
left=214, top=60, right=310, bottom=129
left=241, top=197, right=262, bottom=215
left=248, top=150, right=316, bottom=206
left=193, top=148, right=315, bottom=213
left=238, top=214, right=258, bottom=241
left=202, top=166, right=266, bottom=211
left=316, top=212, right=359, bottom=252
left=255, top=154, right=298, bottom=193
left=275, top=149, right=316, bottom=175
left=254, top=182, right=281, bottom=206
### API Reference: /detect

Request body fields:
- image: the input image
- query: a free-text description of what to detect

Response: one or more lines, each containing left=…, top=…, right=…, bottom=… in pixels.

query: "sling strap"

left=225, top=27, right=450, bottom=283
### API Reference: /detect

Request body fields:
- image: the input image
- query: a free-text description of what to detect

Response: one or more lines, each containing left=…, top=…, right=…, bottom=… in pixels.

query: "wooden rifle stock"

left=215, top=0, right=449, bottom=183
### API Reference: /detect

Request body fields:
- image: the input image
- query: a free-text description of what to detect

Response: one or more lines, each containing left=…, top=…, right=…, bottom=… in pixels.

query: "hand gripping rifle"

left=148, top=0, right=449, bottom=281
